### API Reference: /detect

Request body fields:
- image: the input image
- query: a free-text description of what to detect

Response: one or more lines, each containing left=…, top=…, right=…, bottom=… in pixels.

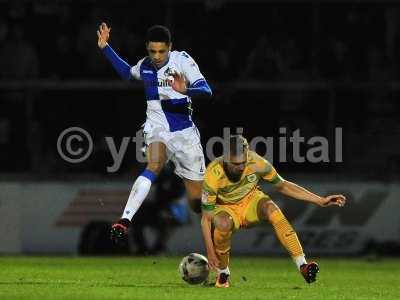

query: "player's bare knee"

left=146, top=162, right=164, bottom=175
left=214, top=212, right=233, bottom=232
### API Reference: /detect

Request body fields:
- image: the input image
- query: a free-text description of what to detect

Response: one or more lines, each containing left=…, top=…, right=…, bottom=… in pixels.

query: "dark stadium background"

left=0, top=0, right=399, bottom=257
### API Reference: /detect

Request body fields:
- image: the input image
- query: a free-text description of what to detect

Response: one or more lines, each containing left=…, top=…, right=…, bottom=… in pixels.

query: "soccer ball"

left=178, top=253, right=210, bottom=284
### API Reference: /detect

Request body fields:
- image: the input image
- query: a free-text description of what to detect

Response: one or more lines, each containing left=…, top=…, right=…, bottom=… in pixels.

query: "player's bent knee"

left=146, top=162, right=164, bottom=175
left=259, top=200, right=279, bottom=221
left=188, top=198, right=201, bottom=214
left=214, top=212, right=233, bottom=232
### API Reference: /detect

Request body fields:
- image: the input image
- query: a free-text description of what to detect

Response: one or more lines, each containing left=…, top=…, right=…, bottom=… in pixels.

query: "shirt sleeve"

left=201, top=165, right=219, bottom=211
left=186, top=79, right=212, bottom=98
left=130, top=58, right=144, bottom=80
left=179, top=51, right=205, bottom=85
left=102, top=44, right=132, bottom=80
left=258, top=158, right=284, bottom=185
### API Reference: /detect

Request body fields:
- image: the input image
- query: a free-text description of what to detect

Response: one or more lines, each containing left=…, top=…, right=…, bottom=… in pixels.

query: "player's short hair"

left=227, top=135, right=249, bottom=156
left=146, top=25, right=171, bottom=45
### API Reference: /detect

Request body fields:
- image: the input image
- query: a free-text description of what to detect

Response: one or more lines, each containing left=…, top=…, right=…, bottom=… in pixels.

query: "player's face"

left=146, top=42, right=171, bottom=68
left=224, top=151, right=248, bottom=182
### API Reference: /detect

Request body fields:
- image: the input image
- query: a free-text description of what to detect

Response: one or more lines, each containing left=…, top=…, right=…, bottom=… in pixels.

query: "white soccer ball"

left=178, top=253, right=210, bottom=284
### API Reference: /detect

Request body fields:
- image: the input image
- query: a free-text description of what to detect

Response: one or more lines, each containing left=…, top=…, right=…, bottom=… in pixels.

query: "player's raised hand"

left=97, top=22, right=111, bottom=49
left=319, top=194, right=346, bottom=207
left=169, top=72, right=187, bottom=94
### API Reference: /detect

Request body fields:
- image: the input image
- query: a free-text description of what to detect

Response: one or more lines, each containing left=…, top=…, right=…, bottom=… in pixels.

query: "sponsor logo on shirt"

left=143, top=79, right=171, bottom=88
left=158, top=79, right=171, bottom=87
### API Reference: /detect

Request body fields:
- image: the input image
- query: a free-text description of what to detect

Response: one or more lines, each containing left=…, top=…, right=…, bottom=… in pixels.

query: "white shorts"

left=143, top=121, right=205, bottom=181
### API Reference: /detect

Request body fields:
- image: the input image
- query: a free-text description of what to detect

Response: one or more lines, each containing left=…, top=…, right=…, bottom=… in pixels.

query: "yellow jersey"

left=202, top=151, right=284, bottom=211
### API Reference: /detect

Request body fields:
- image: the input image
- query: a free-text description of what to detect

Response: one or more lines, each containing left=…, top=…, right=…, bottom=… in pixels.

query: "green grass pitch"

left=0, top=256, right=399, bottom=299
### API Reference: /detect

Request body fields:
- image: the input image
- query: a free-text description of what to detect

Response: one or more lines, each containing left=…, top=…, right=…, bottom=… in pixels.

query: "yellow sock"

left=213, top=228, right=232, bottom=270
left=269, top=209, right=304, bottom=257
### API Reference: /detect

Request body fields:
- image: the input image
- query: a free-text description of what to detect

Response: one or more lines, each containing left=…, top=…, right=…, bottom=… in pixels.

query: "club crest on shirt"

left=164, top=67, right=178, bottom=77
left=212, top=166, right=221, bottom=177
left=247, top=174, right=257, bottom=183
left=164, top=67, right=172, bottom=76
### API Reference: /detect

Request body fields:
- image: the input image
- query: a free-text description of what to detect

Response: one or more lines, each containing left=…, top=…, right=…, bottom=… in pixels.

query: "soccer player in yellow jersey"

left=201, top=135, right=346, bottom=288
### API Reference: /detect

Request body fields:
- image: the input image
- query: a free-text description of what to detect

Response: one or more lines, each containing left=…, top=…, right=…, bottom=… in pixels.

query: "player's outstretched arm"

left=97, top=22, right=132, bottom=80
left=275, top=180, right=346, bottom=207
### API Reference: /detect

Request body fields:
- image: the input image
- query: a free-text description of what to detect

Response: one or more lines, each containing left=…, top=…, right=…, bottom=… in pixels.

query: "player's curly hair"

left=228, top=134, right=249, bottom=156
left=146, top=25, right=171, bottom=45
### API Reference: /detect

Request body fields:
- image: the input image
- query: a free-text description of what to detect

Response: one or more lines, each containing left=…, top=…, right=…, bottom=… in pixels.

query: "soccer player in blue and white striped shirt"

left=97, top=22, right=212, bottom=242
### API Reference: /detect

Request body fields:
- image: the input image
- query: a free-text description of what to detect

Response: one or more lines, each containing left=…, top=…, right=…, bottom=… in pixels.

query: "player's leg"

left=212, top=211, right=234, bottom=288
left=111, top=142, right=167, bottom=243
left=182, top=179, right=202, bottom=214
left=123, top=142, right=167, bottom=219
left=172, top=141, right=205, bottom=214
left=257, top=199, right=319, bottom=283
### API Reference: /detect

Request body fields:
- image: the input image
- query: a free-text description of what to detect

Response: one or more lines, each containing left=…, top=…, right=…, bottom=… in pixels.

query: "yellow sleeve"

left=256, top=156, right=284, bottom=185
left=201, top=162, right=220, bottom=211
